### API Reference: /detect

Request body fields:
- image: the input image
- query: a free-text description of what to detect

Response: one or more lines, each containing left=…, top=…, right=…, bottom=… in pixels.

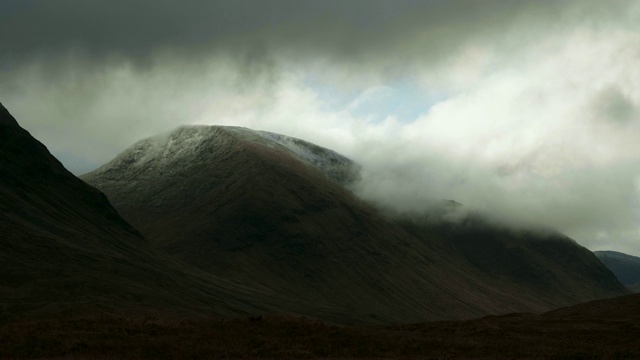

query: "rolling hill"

left=82, top=124, right=627, bottom=323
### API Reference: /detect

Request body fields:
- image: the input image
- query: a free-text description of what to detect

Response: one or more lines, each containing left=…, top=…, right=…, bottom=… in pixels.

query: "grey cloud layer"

left=1, top=0, right=630, bottom=72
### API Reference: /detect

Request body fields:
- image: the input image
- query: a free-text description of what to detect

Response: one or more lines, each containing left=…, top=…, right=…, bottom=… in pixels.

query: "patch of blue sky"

left=304, top=76, right=448, bottom=123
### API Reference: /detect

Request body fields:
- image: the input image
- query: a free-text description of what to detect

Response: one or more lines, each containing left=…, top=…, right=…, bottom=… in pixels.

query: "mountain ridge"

left=595, top=250, right=640, bottom=293
left=0, top=104, right=291, bottom=321
left=82, top=124, right=627, bottom=323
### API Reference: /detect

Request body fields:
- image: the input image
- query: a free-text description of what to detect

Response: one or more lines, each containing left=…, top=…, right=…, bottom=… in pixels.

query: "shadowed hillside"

left=0, top=103, right=284, bottom=321
left=83, top=125, right=627, bottom=323
left=399, top=213, right=627, bottom=305
left=595, top=250, right=640, bottom=293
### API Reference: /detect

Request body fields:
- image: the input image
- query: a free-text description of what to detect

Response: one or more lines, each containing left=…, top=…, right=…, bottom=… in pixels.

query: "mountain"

left=82, top=125, right=627, bottom=323
left=595, top=251, right=640, bottom=293
left=0, top=103, right=281, bottom=321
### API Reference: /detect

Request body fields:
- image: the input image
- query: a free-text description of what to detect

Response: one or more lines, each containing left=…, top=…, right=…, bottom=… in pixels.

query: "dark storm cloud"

left=0, top=0, right=618, bottom=72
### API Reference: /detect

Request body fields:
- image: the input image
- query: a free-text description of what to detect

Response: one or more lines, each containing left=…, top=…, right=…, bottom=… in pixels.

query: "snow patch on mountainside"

left=227, top=127, right=360, bottom=185
left=86, top=125, right=359, bottom=186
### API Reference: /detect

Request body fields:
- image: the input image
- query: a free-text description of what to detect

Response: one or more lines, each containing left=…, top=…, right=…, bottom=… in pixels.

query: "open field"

left=2, top=294, right=639, bottom=360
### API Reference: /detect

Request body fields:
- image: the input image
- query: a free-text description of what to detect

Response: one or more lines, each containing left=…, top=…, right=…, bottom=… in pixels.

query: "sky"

left=2, top=0, right=640, bottom=256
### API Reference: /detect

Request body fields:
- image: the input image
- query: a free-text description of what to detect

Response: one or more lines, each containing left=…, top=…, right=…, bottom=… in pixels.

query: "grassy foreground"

left=1, top=305, right=638, bottom=359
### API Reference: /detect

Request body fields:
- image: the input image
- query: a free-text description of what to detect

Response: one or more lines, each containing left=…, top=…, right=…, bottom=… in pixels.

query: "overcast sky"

left=2, top=0, right=640, bottom=256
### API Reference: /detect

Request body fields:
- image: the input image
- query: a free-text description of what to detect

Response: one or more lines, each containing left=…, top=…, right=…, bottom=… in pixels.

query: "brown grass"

left=1, top=306, right=638, bottom=360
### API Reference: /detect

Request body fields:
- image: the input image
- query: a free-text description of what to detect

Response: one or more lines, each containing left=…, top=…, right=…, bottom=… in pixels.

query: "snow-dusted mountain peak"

left=226, top=127, right=360, bottom=185
left=85, top=125, right=359, bottom=186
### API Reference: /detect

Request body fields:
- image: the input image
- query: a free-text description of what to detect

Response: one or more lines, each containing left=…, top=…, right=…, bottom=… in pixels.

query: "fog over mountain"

left=2, top=1, right=640, bottom=256
left=80, top=123, right=626, bottom=323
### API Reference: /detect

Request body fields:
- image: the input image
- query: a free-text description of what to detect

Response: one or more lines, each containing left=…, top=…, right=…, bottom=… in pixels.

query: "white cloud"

left=350, top=29, right=640, bottom=255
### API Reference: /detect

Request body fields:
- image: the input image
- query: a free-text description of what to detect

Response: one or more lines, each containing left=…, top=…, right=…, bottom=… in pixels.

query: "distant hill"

left=595, top=251, right=640, bottom=293
left=83, top=124, right=627, bottom=323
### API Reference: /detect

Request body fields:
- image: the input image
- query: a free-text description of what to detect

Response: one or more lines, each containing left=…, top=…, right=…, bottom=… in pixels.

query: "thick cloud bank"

left=2, top=1, right=640, bottom=255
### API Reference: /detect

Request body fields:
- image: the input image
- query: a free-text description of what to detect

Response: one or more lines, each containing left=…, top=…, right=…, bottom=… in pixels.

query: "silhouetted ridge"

left=0, top=104, right=277, bottom=320
left=0, top=102, right=138, bottom=237
left=0, top=102, right=16, bottom=125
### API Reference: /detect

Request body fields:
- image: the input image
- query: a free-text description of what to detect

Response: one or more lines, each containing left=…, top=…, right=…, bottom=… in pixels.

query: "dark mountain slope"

left=401, top=214, right=626, bottom=305
left=595, top=250, right=640, bottom=293
left=0, top=103, right=280, bottom=320
left=83, top=125, right=626, bottom=323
